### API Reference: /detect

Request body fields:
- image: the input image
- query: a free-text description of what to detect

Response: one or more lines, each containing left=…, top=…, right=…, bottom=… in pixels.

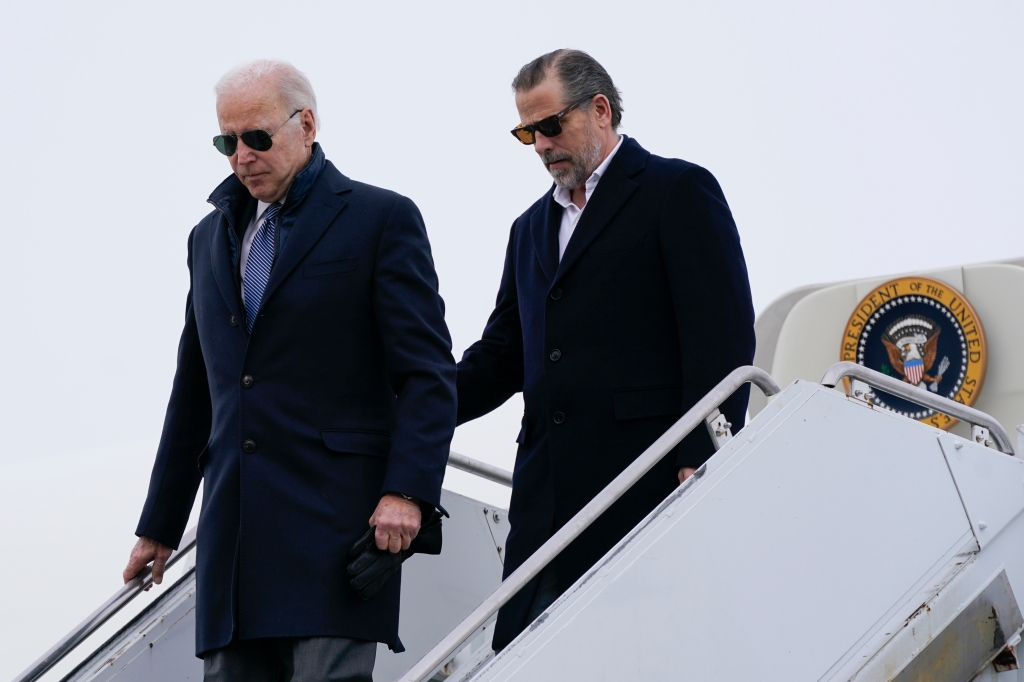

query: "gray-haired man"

left=122, top=59, right=457, bottom=680
left=456, top=49, right=756, bottom=650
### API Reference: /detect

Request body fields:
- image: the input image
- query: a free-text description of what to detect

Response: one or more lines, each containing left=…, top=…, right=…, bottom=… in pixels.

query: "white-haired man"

left=122, top=60, right=457, bottom=681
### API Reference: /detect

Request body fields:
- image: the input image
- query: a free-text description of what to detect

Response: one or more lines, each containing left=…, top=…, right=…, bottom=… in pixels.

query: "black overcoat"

left=136, top=145, right=457, bottom=655
left=456, top=137, right=756, bottom=650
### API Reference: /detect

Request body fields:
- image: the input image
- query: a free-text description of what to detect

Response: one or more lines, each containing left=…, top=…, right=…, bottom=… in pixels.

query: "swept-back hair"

left=512, top=49, right=623, bottom=129
left=215, top=59, right=320, bottom=129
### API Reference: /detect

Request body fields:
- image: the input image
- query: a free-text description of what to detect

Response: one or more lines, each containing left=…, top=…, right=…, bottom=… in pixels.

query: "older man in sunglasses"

left=122, top=59, right=456, bottom=680
left=457, top=49, right=756, bottom=651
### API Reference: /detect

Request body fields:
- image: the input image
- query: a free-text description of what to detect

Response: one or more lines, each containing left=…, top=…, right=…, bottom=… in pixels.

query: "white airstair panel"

left=465, top=380, right=1024, bottom=681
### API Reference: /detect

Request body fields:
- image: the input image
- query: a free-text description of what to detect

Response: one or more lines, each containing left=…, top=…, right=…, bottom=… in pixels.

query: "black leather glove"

left=347, top=509, right=444, bottom=600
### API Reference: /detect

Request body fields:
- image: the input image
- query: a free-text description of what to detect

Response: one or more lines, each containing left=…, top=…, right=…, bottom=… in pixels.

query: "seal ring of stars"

left=856, top=294, right=968, bottom=420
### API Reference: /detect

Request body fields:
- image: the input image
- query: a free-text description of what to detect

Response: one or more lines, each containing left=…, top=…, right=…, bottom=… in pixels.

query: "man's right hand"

left=123, top=536, right=173, bottom=586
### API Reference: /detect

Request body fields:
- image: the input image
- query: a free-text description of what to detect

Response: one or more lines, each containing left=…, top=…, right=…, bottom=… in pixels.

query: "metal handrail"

left=448, top=451, right=513, bottom=487
left=820, top=361, right=1014, bottom=455
left=397, top=365, right=781, bottom=682
left=14, top=526, right=198, bottom=682
left=14, top=451, right=509, bottom=682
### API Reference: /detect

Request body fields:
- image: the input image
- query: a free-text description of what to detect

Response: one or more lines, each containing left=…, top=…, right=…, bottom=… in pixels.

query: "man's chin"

left=243, top=179, right=279, bottom=202
left=549, top=171, right=578, bottom=190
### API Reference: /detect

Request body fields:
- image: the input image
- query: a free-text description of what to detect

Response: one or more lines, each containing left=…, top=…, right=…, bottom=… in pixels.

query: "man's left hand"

left=370, top=494, right=421, bottom=553
left=678, top=467, right=697, bottom=484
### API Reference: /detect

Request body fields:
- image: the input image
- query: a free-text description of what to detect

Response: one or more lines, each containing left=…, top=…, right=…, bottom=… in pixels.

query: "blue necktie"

left=243, top=202, right=281, bottom=332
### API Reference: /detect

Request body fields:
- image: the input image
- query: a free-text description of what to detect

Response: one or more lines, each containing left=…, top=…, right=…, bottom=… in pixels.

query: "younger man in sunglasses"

left=123, top=60, right=456, bottom=680
left=457, top=49, right=756, bottom=651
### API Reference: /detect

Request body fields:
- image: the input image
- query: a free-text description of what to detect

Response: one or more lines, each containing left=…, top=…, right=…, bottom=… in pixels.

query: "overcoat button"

left=242, top=439, right=256, bottom=453
left=230, top=315, right=239, bottom=327
left=549, top=349, right=562, bottom=362
left=553, top=412, right=565, bottom=424
left=242, top=375, right=254, bottom=388
left=550, top=288, right=563, bottom=300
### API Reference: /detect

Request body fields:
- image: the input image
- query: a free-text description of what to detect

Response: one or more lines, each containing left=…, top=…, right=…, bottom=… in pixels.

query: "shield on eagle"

left=881, top=316, right=941, bottom=387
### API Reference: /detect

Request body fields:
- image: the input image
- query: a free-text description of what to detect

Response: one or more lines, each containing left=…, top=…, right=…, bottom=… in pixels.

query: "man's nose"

left=235, top=140, right=257, bottom=164
left=534, top=132, right=555, bottom=154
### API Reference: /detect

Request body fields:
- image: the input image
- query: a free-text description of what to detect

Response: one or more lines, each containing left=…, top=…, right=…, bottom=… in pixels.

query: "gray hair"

left=512, top=49, right=623, bottom=129
left=215, top=59, right=319, bottom=129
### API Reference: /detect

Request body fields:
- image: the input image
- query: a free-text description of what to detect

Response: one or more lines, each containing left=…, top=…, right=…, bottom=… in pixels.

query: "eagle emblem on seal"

left=880, top=316, right=949, bottom=390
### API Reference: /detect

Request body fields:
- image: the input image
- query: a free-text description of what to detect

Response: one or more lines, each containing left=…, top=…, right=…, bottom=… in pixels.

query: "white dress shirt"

left=551, top=135, right=623, bottom=260
left=240, top=199, right=282, bottom=305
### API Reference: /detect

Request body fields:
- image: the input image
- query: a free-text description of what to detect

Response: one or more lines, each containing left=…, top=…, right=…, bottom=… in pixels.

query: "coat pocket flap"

left=321, top=430, right=392, bottom=458
left=304, top=257, right=358, bottom=278
left=613, top=385, right=682, bottom=420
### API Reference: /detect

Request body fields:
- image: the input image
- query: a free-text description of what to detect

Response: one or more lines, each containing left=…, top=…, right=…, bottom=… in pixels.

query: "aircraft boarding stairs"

left=17, top=363, right=1024, bottom=682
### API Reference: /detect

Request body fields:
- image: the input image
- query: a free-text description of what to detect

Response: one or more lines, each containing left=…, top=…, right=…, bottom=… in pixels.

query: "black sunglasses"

left=213, top=109, right=302, bottom=156
left=510, top=94, right=596, bottom=145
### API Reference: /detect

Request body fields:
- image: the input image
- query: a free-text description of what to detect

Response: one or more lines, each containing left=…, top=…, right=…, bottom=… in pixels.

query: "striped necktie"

left=243, top=202, right=281, bottom=332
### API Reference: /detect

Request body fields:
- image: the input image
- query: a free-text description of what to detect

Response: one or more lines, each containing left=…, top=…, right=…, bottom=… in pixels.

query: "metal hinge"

left=705, top=409, right=733, bottom=450
left=972, top=425, right=996, bottom=450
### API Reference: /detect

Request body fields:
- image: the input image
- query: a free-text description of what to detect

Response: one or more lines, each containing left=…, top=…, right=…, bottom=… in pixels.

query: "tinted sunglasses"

left=213, top=109, right=302, bottom=156
left=510, top=94, right=596, bottom=145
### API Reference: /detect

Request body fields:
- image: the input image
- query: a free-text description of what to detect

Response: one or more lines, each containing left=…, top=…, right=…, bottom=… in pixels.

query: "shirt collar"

left=552, top=135, right=623, bottom=209
left=254, top=196, right=284, bottom=225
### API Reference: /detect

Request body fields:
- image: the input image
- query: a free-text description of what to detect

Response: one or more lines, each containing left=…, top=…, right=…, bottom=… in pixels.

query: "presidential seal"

left=840, top=276, right=987, bottom=430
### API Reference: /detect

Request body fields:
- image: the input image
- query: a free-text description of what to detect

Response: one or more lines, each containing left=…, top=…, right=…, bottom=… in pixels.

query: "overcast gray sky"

left=1, top=0, right=1022, bottom=677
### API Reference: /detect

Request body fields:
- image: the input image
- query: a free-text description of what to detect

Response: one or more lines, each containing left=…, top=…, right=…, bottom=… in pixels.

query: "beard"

left=540, top=124, right=604, bottom=190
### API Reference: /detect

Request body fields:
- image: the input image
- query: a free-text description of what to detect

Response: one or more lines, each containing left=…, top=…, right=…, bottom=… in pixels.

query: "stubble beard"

left=542, top=125, right=604, bottom=190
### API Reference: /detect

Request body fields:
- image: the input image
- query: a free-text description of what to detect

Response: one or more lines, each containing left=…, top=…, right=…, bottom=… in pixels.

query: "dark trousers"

left=525, top=563, right=561, bottom=625
left=203, top=637, right=376, bottom=682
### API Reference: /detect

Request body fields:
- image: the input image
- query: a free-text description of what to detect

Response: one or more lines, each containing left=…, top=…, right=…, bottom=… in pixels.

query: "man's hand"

left=370, top=494, right=422, bottom=554
left=123, top=536, right=173, bottom=587
left=678, top=467, right=697, bottom=485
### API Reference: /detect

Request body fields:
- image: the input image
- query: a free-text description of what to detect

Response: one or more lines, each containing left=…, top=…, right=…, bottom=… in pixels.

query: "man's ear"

left=302, top=109, right=317, bottom=145
left=592, top=94, right=613, bottom=128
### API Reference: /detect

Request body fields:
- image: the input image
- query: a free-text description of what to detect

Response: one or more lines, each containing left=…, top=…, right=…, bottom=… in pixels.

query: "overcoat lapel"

left=210, top=217, right=244, bottom=324
left=207, top=177, right=252, bottom=325
left=258, top=164, right=351, bottom=308
left=552, top=137, right=648, bottom=287
left=530, top=194, right=560, bottom=284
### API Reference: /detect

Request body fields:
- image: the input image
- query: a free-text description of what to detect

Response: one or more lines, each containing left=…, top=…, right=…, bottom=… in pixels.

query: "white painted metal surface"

left=61, top=489, right=509, bottom=682
left=463, top=380, right=1024, bottom=681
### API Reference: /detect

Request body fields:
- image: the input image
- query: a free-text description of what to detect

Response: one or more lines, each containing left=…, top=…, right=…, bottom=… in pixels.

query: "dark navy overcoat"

left=136, top=145, right=456, bottom=655
left=456, top=137, right=756, bottom=650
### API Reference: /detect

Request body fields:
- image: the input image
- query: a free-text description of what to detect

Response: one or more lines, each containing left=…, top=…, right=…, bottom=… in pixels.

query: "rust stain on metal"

left=891, top=571, right=1022, bottom=682
left=993, top=645, right=1019, bottom=672
left=904, top=602, right=930, bottom=624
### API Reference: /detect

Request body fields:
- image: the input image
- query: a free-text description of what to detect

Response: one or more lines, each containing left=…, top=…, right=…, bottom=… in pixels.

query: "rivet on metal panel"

left=955, top=443, right=963, bottom=450
left=979, top=522, right=988, bottom=530
left=492, top=511, right=501, bottom=523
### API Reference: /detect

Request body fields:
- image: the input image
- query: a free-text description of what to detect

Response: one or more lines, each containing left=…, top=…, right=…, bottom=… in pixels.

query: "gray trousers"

left=203, top=637, right=376, bottom=682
